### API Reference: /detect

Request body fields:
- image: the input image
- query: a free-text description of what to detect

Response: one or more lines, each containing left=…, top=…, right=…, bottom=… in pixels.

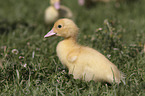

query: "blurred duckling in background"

left=45, top=0, right=73, bottom=24
left=78, top=0, right=137, bottom=6
left=78, top=0, right=111, bottom=6
left=44, top=18, right=125, bottom=84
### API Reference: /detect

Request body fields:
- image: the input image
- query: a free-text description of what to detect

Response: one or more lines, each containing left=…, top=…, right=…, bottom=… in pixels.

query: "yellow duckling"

left=44, top=18, right=124, bottom=84
left=44, top=0, right=73, bottom=24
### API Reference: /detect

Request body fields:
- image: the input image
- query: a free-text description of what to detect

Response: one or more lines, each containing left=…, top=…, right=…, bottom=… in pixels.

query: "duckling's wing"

left=67, top=49, right=80, bottom=63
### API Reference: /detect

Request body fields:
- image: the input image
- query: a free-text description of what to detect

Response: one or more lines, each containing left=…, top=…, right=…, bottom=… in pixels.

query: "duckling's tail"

left=120, top=72, right=126, bottom=85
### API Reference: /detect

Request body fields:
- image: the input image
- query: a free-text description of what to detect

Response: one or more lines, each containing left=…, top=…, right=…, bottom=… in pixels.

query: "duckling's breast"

left=56, top=41, right=68, bottom=66
left=56, top=39, right=79, bottom=67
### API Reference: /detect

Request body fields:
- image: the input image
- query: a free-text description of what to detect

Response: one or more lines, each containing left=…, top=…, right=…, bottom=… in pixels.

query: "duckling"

left=44, top=0, right=73, bottom=24
left=58, top=5, right=73, bottom=19
left=78, top=0, right=136, bottom=6
left=44, top=18, right=124, bottom=84
left=78, top=0, right=111, bottom=6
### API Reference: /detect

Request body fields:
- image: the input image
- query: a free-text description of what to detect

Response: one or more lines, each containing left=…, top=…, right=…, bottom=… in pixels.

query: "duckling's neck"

left=57, top=37, right=80, bottom=53
left=65, top=37, right=77, bottom=41
left=62, top=37, right=78, bottom=46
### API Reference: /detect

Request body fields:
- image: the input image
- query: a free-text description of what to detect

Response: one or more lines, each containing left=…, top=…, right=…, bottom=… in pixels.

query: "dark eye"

left=58, top=25, right=62, bottom=28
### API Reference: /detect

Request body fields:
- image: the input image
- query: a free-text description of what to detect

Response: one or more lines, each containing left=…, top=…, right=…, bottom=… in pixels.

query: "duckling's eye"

left=58, top=25, right=62, bottom=28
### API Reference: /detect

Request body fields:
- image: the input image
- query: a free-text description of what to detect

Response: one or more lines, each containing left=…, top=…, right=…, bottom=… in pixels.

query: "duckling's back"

left=77, top=47, right=121, bottom=83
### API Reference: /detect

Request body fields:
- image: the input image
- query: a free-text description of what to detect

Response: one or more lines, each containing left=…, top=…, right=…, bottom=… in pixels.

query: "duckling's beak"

left=78, top=0, right=84, bottom=6
left=44, top=29, right=56, bottom=38
left=54, top=2, right=60, bottom=9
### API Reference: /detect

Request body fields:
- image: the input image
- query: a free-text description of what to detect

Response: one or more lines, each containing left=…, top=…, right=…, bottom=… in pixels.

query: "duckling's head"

left=50, top=0, right=60, bottom=9
left=44, top=18, right=79, bottom=39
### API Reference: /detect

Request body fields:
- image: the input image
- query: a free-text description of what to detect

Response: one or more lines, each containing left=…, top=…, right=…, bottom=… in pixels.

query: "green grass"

left=0, top=0, right=145, bottom=95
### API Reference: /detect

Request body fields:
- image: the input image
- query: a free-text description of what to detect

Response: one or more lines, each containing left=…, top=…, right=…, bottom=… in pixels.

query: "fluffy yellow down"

left=44, top=18, right=125, bottom=84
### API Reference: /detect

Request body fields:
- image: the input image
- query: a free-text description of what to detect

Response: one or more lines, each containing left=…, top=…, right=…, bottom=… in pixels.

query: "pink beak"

left=54, top=2, right=60, bottom=9
left=44, top=29, right=56, bottom=38
left=78, top=0, right=85, bottom=6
